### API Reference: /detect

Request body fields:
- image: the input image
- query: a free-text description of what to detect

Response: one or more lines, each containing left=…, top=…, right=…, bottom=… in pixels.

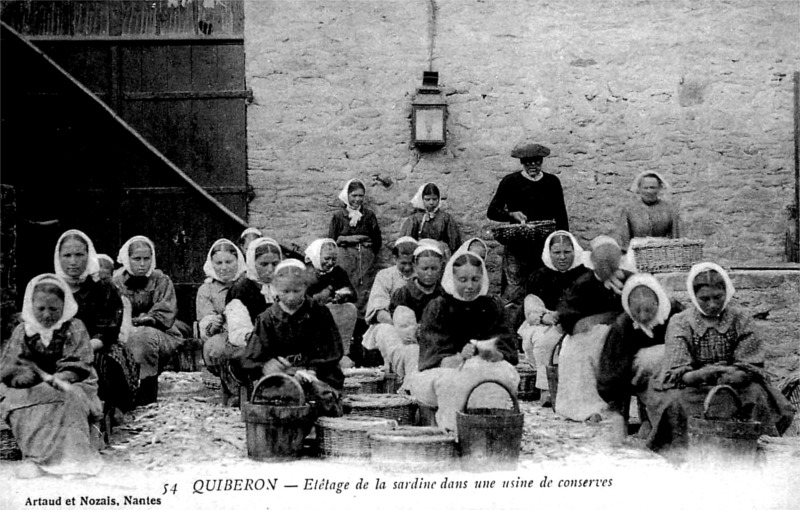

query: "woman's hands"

left=540, top=312, right=559, bottom=326
left=132, top=314, right=156, bottom=327
left=205, top=314, right=224, bottom=336
left=262, top=357, right=292, bottom=376
left=681, top=364, right=750, bottom=387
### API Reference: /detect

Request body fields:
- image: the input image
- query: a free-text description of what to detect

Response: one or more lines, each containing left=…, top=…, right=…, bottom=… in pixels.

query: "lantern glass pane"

left=415, top=108, right=445, bottom=142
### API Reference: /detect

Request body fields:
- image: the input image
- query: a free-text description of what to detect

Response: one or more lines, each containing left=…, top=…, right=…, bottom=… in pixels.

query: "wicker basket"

left=201, top=369, right=222, bottom=391
left=343, top=368, right=385, bottom=395
left=0, top=428, right=21, bottom=461
left=316, top=416, right=397, bottom=460
left=491, top=220, right=557, bottom=246
left=382, top=372, right=399, bottom=394
left=344, top=394, right=416, bottom=425
left=515, top=361, right=539, bottom=401
left=630, top=237, right=704, bottom=273
left=369, top=426, right=458, bottom=472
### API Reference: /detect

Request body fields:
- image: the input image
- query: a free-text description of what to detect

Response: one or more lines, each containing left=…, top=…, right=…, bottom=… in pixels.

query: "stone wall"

left=245, top=0, right=798, bottom=275
left=657, top=269, right=800, bottom=384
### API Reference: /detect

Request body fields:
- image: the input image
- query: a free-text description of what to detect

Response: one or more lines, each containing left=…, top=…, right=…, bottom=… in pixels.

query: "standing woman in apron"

left=328, top=178, right=383, bottom=318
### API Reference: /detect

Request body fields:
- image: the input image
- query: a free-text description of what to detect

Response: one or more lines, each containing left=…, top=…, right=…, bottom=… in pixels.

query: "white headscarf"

left=393, top=236, right=419, bottom=250
left=275, top=258, right=307, bottom=275
left=621, top=273, right=672, bottom=338
left=686, top=262, right=735, bottom=316
left=629, top=170, right=671, bottom=193
left=53, top=229, right=101, bottom=285
left=455, top=237, right=488, bottom=257
left=338, top=178, right=365, bottom=227
left=245, top=237, right=283, bottom=302
left=304, top=238, right=337, bottom=273
left=245, top=237, right=283, bottom=282
left=413, top=243, right=444, bottom=259
left=203, top=238, right=246, bottom=284
left=117, top=235, right=157, bottom=277
left=540, top=230, right=584, bottom=272
left=441, top=252, right=490, bottom=302
left=21, top=274, right=79, bottom=347
left=410, top=182, right=442, bottom=233
left=239, top=227, right=262, bottom=239
left=96, top=253, right=114, bottom=266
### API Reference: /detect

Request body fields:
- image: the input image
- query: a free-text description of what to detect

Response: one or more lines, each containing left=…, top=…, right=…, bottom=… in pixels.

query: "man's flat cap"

left=511, top=143, right=551, bottom=159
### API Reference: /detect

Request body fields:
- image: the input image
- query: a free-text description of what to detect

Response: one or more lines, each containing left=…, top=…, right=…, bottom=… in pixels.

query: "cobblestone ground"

left=2, top=371, right=798, bottom=510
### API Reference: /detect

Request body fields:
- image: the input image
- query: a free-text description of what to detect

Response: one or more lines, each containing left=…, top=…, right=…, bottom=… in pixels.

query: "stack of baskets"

left=344, top=394, right=416, bottom=425
left=368, top=426, right=458, bottom=471
left=316, top=415, right=396, bottom=460
left=629, top=237, right=704, bottom=273
left=491, top=220, right=557, bottom=246
left=0, top=428, right=21, bottom=461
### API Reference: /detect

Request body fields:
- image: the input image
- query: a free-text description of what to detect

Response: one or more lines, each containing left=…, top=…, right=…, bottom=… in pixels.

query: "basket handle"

left=250, top=373, right=305, bottom=405
left=549, top=333, right=567, bottom=367
left=460, top=379, right=519, bottom=414
left=702, top=384, right=741, bottom=419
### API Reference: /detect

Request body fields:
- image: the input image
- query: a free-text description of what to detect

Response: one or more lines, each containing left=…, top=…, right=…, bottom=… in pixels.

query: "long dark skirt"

left=0, top=379, right=103, bottom=475
left=94, top=343, right=139, bottom=412
left=644, top=380, right=795, bottom=454
left=337, top=245, right=376, bottom=318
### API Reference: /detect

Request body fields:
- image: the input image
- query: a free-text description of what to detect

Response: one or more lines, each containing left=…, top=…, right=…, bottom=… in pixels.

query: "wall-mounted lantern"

left=411, top=71, right=447, bottom=148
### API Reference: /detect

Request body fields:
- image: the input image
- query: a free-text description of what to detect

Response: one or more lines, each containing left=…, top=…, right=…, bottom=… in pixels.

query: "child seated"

left=234, top=260, right=345, bottom=420
left=0, top=274, right=103, bottom=478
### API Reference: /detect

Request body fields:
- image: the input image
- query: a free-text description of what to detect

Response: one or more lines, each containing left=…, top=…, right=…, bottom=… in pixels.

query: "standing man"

left=487, top=143, right=569, bottom=305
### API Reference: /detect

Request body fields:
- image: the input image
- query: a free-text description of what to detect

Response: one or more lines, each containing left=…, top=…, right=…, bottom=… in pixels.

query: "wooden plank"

left=123, top=187, right=249, bottom=195
left=33, top=42, right=110, bottom=95
left=191, top=44, right=217, bottom=91
left=215, top=43, right=244, bottom=90
left=123, top=89, right=251, bottom=100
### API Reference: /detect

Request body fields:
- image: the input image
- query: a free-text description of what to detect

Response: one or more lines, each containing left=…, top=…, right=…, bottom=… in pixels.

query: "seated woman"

left=113, top=236, right=183, bottom=405
left=644, top=263, right=795, bottom=456
left=597, top=274, right=683, bottom=433
left=225, top=237, right=283, bottom=353
left=389, top=243, right=445, bottom=319
left=54, top=230, right=138, bottom=416
left=365, top=237, right=418, bottom=326
left=0, top=274, right=103, bottom=478
left=304, top=238, right=357, bottom=306
left=405, top=252, right=519, bottom=432
left=196, top=239, right=246, bottom=387
left=368, top=244, right=446, bottom=385
left=554, top=235, right=637, bottom=421
left=517, top=230, right=590, bottom=406
left=400, top=182, right=462, bottom=254
left=234, top=260, right=344, bottom=421
left=304, top=238, right=358, bottom=368
left=617, top=170, right=681, bottom=250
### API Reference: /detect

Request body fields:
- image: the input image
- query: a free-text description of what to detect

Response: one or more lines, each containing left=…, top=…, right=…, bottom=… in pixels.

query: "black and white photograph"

left=0, top=1, right=798, bottom=509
